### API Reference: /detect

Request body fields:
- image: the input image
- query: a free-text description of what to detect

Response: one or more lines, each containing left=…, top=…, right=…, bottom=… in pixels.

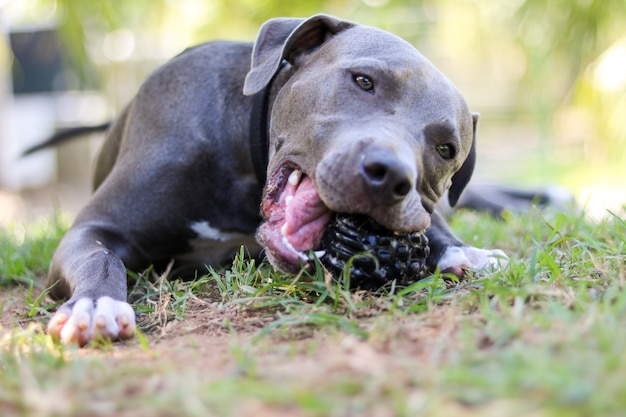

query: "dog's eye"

left=353, top=74, right=375, bottom=93
left=436, top=144, right=456, bottom=160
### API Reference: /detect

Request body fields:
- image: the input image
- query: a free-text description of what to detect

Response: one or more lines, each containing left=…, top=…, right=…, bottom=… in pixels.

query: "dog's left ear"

left=448, top=112, right=478, bottom=207
left=243, top=14, right=354, bottom=96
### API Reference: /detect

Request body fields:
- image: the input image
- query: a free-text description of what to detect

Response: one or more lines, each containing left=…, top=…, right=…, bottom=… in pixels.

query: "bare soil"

left=1, top=283, right=465, bottom=371
left=1, top=283, right=493, bottom=417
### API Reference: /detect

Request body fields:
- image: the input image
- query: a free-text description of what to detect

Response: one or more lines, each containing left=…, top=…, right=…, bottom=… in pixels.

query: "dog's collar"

left=249, top=87, right=271, bottom=186
left=249, top=60, right=288, bottom=186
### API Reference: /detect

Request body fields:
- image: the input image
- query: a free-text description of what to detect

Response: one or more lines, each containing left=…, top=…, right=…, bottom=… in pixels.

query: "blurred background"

left=1, top=0, right=625, bottom=223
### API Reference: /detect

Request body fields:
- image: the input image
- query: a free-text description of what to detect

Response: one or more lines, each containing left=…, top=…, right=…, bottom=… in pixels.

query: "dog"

left=28, top=14, right=512, bottom=346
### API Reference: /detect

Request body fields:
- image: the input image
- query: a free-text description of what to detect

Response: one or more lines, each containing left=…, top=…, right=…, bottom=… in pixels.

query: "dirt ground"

left=0, top=282, right=466, bottom=381
left=1, top=284, right=488, bottom=417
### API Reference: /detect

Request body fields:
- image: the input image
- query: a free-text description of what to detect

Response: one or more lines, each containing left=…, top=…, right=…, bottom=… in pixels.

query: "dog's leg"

left=426, top=210, right=507, bottom=277
left=439, top=184, right=576, bottom=218
left=46, top=224, right=137, bottom=346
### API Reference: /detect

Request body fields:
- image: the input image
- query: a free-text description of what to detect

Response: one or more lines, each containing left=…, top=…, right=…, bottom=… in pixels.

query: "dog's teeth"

left=282, top=234, right=309, bottom=261
left=314, top=250, right=326, bottom=258
left=288, top=170, right=301, bottom=185
left=280, top=223, right=309, bottom=261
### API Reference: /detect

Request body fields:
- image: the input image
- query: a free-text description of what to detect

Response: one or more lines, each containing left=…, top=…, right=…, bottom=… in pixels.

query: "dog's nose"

left=361, top=149, right=413, bottom=205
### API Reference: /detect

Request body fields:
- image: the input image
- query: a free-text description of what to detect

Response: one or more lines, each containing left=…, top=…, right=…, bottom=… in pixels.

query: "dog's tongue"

left=282, top=176, right=331, bottom=251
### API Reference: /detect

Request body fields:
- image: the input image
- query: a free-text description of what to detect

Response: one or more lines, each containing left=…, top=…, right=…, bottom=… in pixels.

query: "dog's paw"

left=47, top=296, right=136, bottom=347
left=437, top=246, right=508, bottom=277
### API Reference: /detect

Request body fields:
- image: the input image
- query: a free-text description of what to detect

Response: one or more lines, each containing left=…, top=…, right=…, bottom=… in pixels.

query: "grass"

left=0, top=214, right=69, bottom=287
left=1, top=206, right=625, bottom=416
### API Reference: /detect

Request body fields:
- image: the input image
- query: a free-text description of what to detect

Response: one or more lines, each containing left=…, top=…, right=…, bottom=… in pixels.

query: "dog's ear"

left=243, top=14, right=354, bottom=96
left=448, top=112, right=478, bottom=207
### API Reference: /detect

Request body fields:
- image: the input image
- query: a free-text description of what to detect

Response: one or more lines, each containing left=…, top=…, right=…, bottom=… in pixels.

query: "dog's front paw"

left=437, top=246, right=508, bottom=277
left=47, top=297, right=136, bottom=346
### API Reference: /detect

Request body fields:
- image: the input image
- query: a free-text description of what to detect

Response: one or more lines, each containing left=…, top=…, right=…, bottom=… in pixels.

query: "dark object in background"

left=10, top=28, right=95, bottom=95
left=10, top=28, right=67, bottom=94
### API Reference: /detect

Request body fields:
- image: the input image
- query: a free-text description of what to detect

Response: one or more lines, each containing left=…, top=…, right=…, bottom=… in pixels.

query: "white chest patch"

left=191, top=221, right=247, bottom=242
left=181, top=221, right=259, bottom=265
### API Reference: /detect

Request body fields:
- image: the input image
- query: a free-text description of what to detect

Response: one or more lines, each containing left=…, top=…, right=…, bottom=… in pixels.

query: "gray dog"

left=39, top=15, right=508, bottom=346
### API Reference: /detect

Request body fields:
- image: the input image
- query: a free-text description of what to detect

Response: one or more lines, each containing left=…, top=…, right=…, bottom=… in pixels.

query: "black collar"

left=248, top=61, right=287, bottom=186
left=249, top=87, right=271, bottom=187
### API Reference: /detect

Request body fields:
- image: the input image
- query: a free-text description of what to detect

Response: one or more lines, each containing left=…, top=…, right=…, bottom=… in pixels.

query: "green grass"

left=0, top=214, right=69, bottom=287
left=1, top=206, right=625, bottom=416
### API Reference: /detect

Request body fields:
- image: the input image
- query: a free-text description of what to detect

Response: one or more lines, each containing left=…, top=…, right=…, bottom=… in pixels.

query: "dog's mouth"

left=257, top=163, right=332, bottom=271
left=257, top=162, right=430, bottom=284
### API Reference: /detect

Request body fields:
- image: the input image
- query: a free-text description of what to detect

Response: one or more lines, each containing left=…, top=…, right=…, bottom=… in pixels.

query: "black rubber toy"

left=319, top=213, right=430, bottom=289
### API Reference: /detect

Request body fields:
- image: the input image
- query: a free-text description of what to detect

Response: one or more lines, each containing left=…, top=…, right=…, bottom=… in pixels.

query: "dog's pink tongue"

left=283, top=176, right=331, bottom=251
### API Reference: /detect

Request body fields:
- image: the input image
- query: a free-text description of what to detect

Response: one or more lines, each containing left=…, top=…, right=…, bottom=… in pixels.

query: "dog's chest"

left=176, top=221, right=260, bottom=265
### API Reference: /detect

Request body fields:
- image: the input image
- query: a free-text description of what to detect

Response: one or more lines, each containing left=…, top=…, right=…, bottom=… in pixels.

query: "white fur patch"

left=438, top=246, right=508, bottom=272
left=52, top=296, right=136, bottom=346
left=191, top=221, right=246, bottom=242
left=181, top=221, right=258, bottom=265
left=92, top=296, right=136, bottom=340
left=59, top=298, right=94, bottom=345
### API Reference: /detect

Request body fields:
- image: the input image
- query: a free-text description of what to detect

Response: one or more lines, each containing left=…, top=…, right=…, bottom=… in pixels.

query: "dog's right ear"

left=448, top=112, right=478, bottom=207
left=243, top=14, right=354, bottom=96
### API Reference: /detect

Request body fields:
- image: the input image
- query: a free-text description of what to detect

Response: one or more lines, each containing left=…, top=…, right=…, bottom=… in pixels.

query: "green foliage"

left=514, top=0, right=626, bottom=93
left=15, top=0, right=626, bottom=190
left=510, top=0, right=626, bottom=173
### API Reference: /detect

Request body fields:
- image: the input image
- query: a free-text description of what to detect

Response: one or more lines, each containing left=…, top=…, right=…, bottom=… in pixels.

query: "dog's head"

left=244, top=14, right=477, bottom=273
